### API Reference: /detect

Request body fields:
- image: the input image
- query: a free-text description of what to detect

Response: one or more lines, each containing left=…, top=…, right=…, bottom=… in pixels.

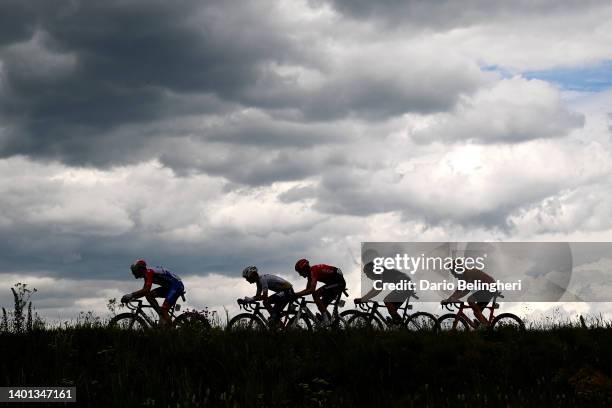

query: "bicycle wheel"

left=405, top=312, right=439, bottom=332
left=284, top=313, right=313, bottom=331
left=346, top=312, right=385, bottom=330
left=108, top=313, right=148, bottom=330
left=335, top=310, right=359, bottom=329
left=174, top=311, right=211, bottom=331
left=437, top=313, right=470, bottom=331
left=227, top=313, right=266, bottom=331
left=491, top=313, right=525, bottom=331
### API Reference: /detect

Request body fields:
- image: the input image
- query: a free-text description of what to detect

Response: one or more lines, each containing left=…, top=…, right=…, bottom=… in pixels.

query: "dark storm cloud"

left=325, top=0, right=607, bottom=30
left=0, top=0, right=287, bottom=166
left=0, top=0, right=485, bottom=172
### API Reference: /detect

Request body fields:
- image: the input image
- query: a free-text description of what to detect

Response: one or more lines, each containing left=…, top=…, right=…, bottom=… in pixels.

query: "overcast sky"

left=1, top=0, right=612, bottom=321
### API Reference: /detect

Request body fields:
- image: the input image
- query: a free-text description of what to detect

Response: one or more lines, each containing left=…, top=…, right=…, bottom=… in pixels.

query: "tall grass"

left=2, top=326, right=612, bottom=407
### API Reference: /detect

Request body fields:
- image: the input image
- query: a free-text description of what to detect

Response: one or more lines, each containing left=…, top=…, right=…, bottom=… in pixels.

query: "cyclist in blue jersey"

left=121, top=259, right=185, bottom=327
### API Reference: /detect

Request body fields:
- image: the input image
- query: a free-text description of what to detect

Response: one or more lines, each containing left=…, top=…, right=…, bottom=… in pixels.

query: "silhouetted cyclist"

left=121, top=259, right=184, bottom=327
left=241, top=265, right=294, bottom=324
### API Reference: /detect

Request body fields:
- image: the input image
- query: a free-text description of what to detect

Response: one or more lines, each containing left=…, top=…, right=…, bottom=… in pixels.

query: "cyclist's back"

left=145, top=266, right=182, bottom=288
left=260, top=274, right=292, bottom=293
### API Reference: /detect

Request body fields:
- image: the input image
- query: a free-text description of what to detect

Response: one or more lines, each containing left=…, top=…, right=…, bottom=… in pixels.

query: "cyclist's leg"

left=147, top=287, right=167, bottom=314
left=160, top=283, right=183, bottom=327
left=313, top=286, right=330, bottom=317
left=317, top=277, right=346, bottom=318
left=273, top=289, right=293, bottom=316
left=267, top=292, right=284, bottom=323
left=383, top=290, right=408, bottom=322
left=468, top=290, right=494, bottom=325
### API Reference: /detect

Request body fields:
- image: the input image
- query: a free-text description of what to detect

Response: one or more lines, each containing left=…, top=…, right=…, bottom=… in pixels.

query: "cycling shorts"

left=318, top=274, right=346, bottom=305
left=268, top=288, right=295, bottom=317
left=469, top=290, right=495, bottom=310
left=150, top=281, right=185, bottom=309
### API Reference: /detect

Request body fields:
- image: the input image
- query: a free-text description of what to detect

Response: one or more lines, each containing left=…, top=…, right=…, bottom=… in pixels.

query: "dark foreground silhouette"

left=2, top=326, right=612, bottom=407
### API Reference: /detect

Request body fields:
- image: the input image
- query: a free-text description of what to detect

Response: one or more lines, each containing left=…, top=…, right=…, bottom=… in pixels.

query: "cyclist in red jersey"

left=121, top=259, right=185, bottom=327
left=293, top=259, right=346, bottom=325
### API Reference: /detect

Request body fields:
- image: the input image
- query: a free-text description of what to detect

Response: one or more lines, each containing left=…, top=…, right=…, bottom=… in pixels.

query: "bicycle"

left=346, top=294, right=439, bottom=332
left=437, top=292, right=525, bottom=331
left=108, top=296, right=211, bottom=330
left=286, top=290, right=354, bottom=330
left=227, top=298, right=312, bottom=331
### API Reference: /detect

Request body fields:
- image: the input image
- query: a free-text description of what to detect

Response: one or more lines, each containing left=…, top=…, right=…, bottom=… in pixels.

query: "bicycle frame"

left=355, top=292, right=419, bottom=322
left=443, top=292, right=502, bottom=329
left=289, top=290, right=346, bottom=327
left=237, top=300, right=292, bottom=328
left=124, top=299, right=180, bottom=327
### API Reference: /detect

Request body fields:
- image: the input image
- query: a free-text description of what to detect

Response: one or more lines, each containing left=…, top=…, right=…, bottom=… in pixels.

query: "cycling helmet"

left=295, top=258, right=310, bottom=276
left=130, top=259, right=147, bottom=276
left=242, top=265, right=258, bottom=279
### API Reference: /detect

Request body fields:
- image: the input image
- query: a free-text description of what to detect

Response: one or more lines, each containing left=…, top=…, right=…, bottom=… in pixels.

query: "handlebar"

left=440, top=301, right=464, bottom=311
left=440, top=292, right=504, bottom=311
left=237, top=298, right=259, bottom=311
left=353, top=299, right=380, bottom=311
left=124, top=299, right=144, bottom=311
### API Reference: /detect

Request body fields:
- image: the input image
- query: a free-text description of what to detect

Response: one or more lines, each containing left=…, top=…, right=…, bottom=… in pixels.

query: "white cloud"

left=411, top=77, right=584, bottom=144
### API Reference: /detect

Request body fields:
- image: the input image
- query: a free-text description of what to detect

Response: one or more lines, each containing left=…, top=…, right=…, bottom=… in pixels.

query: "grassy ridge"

left=2, top=327, right=612, bottom=407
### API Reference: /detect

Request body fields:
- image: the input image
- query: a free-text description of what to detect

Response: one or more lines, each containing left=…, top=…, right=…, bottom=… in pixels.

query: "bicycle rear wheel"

left=491, top=313, right=525, bottom=331
left=108, top=313, right=148, bottom=330
left=227, top=313, right=266, bottom=331
left=406, top=312, right=439, bottom=332
left=284, top=313, right=313, bottom=331
left=174, top=311, right=211, bottom=331
left=437, top=313, right=470, bottom=331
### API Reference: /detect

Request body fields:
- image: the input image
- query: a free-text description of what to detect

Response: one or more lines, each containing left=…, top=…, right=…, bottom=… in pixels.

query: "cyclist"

left=442, top=260, right=495, bottom=327
left=293, top=259, right=346, bottom=326
left=121, top=259, right=185, bottom=327
left=355, top=250, right=414, bottom=325
left=241, top=266, right=295, bottom=324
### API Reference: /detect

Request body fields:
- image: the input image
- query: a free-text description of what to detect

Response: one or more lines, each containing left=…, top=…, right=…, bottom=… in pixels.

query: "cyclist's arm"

left=294, top=276, right=316, bottom=297
left=131, top=279, right=153, bottom=299
left=253, top=281, right=268, bottom=301
left=445, top=288, right=469, bottom=302
left=357, top=287, right=381, bottom=302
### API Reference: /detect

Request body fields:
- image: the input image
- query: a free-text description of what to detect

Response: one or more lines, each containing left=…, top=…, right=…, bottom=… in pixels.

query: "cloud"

left=303, top=139, right=612, bottom=227
left=410, top=77, right=585, bottom=144
left=1, top=0, right=612, bottom=319
left=0, top=0, right=487, bottom=171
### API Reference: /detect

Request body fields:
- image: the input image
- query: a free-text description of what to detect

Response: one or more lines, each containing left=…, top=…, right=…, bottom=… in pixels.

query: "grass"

left=2, top=325, right=612, bottom=407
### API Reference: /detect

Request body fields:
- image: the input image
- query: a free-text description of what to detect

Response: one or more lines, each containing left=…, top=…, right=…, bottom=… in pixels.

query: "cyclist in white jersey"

left=241, top=266, right=295, bottom=324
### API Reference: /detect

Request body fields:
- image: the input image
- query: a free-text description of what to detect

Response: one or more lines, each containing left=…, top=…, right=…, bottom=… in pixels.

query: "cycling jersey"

left=309, top=264, right=342, bottom=285
left=144, top=267, right=182, bottom=288
left=260, top=274, right=292, bottom=293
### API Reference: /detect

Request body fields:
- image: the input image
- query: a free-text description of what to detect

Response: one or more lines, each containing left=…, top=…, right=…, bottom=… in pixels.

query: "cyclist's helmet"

left=295, top=258, right=310, bottom=277
left=130, top=259, right=147, bottom=277
left=242, top=265, right=258, bottom=279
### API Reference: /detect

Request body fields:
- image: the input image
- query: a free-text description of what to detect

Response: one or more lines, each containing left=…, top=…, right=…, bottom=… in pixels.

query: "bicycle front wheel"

left=174, top=311, right=211, bottom=331
left=437, top=313, right=470, bottom=331
left=346, top=312, right=384, bottom=330
left=108, top=313, right=148, bottom=330
left=334, top=310, right=359, bottom=330
left=491, top=313, right=525, bottom=331
left=227, top=313, right=266, bottom=331
left=406, top=312, right=439, bottom=332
